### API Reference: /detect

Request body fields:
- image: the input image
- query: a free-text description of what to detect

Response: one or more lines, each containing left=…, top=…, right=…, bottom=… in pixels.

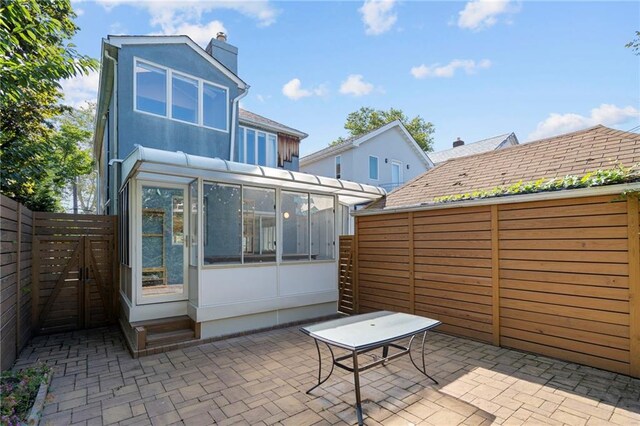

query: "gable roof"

left=239, top=109, right=308, bottom=139
left=368, top=125, right=640, bottom=210
left=299, top=120, right=434, bottom=168
left=106, top=35, right=248, bottom=90
left=429, top=133, right=518, bottom=164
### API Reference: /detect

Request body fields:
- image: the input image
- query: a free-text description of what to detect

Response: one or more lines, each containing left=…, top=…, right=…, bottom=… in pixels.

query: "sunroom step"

left=146, top=329, right=195, bottom=348
left=133, top=315, right=193, bottom=334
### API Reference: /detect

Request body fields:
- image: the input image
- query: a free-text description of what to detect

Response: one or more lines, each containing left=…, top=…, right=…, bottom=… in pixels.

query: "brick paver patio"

left=13, top=325, right=640, bottom=426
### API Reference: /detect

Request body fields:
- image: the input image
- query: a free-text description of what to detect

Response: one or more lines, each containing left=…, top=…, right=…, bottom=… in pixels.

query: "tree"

left=331, top=107, right=435, bottom=152
left=54, top=104, right=95, bottom=213
left=626, top=31, right=640, bottom=55
left=0, top=0, right=97, bottom=211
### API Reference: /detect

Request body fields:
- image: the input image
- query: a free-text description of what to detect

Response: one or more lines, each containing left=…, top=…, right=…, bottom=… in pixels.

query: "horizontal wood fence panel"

left=0, top=195, right=33, bottom=371
left=350, top=194, right=639, bottom=378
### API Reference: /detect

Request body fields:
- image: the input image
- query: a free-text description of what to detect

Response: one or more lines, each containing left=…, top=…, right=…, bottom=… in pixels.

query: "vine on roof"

left=433, top=163, right=640, bottom=204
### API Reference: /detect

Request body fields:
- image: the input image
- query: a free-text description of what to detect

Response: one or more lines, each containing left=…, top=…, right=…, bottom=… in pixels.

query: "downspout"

left=104, top=49, right=119, bottom=213
left=229, top=87, right=249, bottom=161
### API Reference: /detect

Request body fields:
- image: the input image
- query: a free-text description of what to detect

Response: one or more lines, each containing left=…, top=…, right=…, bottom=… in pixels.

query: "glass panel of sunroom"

left=243, top=187, right=276, bottom=263
left=141, top=185, right=185, bottom=297
left=203, top=183, right=241, bottom=264
left=282, top=191, right=309, bottom=261
left=310, top=194, right=334, bottom=260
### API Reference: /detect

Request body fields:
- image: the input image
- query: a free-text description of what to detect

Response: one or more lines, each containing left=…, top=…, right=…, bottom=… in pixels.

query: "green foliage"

left=0, top=0, right=98, bottom=211
left=434, top=163, right=640, bottom=204
left=0, top=364, right=51, bottom=425
left=626, top=30, right=640, bottom=55
left=331, top=107, right=435, bottom=152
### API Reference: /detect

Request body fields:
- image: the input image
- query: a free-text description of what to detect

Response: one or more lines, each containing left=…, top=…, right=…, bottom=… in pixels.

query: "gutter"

left=353, top=182, right=640, bottom=217
left=229, top=88, right=249, bottom=161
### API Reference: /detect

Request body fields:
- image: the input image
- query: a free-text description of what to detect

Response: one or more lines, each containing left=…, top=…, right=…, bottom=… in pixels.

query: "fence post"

left=31, top=213, right=39, bottom=332
left=353, top=216, right=359, bottom=314
left=491, top=204, right=500, bottom=346
left=408, top=212, right=415, bottom=314
left=15, top=204, right=22, bottom=353
left=628, top=196, right=639, bottom=378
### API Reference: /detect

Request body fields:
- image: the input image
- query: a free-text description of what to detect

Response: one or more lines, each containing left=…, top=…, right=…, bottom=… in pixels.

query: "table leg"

left=408, top=331, right=439, bottom=385
left=306, top=339, right=335, bottom=394
left=352, top=351, right=364, bottom=426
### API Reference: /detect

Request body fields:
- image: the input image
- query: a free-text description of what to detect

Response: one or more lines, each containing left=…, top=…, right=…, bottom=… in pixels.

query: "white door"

left=391, top=161, right=402, bottom=189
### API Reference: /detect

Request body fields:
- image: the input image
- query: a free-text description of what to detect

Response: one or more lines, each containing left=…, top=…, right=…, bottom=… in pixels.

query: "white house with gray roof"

left=300, top=120, right=434, bottom=193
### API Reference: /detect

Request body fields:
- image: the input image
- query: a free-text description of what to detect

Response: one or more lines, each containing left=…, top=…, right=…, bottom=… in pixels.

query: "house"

left=93, top=33, right=385, bottom=354
left=349, top=124, right=640, bottom=377
left=428, top=132, right=519, bottom=165
left=299, top=121, right=434, bottom=193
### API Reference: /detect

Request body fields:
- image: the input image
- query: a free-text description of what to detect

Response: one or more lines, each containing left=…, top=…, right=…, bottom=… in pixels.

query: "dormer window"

left=134, top=58, right=228, bottom=132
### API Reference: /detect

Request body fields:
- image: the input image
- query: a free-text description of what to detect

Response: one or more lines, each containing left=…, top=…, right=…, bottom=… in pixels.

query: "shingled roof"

left=429, top=132, right=518, bottom=164
left=370, top=125, right=640, bottom=210
left=239, top=109, right=308, bottom=139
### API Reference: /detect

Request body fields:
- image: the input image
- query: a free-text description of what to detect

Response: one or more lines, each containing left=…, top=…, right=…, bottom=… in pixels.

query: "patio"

left=14, top=325, right=640, bottom=426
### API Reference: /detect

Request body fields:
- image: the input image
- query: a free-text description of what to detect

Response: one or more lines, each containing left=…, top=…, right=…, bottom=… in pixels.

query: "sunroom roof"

left=121, top=146, right=386, bottom=205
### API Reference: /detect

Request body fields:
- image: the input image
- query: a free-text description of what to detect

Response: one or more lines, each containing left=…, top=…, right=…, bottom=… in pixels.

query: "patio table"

left=300, top=311, right=441, bottom=425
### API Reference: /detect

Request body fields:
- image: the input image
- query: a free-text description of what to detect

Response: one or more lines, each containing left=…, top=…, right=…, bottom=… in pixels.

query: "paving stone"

left=102, top=404, right=132, bottom=425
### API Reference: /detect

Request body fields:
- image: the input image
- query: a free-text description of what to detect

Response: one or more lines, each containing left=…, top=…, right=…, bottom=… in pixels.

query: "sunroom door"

left=138, top=182, right=189, bottom=304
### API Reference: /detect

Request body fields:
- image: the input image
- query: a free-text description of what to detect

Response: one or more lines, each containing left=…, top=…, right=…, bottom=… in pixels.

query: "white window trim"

left=133, top=57, right=229, bottom=133
left=238, top=125, right=278, bottom=168
left=335, top=155, right=341, bottom=179
left=369, top=155, right=379, bottom=181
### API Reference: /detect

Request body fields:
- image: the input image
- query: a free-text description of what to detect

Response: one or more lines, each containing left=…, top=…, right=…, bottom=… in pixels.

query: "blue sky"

left=65, top=0, right=640, bottom=156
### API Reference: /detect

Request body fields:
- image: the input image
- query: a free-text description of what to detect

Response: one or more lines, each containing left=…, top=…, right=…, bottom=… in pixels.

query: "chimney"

left=205, top=32, right=238, bottom=74
left=453, top=137, right=464, bottom=148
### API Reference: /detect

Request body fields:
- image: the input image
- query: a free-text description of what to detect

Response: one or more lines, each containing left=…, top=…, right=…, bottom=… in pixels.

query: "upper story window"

left=335, top=155, right=341, bottom=179
left=369, top=155, right=379, bottom=180
left=134, top=58, right=228, bottom=132
left=237, top=126, right=277, bottom=168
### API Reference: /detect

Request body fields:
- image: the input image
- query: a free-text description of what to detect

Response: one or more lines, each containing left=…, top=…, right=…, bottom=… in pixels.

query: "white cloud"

left=411, top=59, right=491, bottom=79
left=170, top=20, right=226, bottom=46
left=61, top=71, right=100, bottom=108
left=529, top=104, right=640, bottom=140
left=97, top=0, right=278, bottom=44
left=359, top=0, right=397, bottom=35
left=282, top=78, right=326, bottom=101
left=339, top=74, right=374, bottom=96
left=457, top=0, right=517, bottom=31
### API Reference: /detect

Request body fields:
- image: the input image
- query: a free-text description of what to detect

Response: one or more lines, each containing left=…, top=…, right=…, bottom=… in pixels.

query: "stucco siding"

left=117, top=44, right=240, bottom=161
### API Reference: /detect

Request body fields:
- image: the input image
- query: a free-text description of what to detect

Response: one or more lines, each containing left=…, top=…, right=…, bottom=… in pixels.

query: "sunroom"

left=116, top=146, right=385, bottom=350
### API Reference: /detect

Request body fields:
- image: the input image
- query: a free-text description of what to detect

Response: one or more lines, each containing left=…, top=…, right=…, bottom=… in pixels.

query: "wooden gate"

left=32, top=213, right=117, bottom=334
left=338, top=235, right=355, bottom=315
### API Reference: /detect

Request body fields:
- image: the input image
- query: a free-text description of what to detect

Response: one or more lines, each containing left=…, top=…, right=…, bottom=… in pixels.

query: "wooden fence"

left=1, top=195, right=118, bottom=370
left=1, top=195, right=34, bottom=371
left=351, top=194, right=640, bottom=378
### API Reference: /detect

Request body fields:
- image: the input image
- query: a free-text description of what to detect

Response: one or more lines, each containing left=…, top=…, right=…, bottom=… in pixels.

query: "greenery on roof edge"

left=433, top=163, right=640, bottom=204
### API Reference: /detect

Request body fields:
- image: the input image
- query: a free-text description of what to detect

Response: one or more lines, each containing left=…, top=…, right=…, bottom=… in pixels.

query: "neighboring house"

left=300, top=120, right=434, bottom=193
left=429, top=132, right=519, bottom=165
left=369, top=125, right=639, bottom=210
left=92, top=33, right=385, bottom=353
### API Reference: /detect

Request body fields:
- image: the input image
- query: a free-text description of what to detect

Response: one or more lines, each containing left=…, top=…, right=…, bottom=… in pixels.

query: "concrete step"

left=146, top=329, right=195, bottom=348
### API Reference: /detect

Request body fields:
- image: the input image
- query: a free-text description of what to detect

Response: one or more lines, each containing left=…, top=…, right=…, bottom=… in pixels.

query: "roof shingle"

left=372, top=125, right=640, bottom=210
left=429, top=133, right=516, bottom=164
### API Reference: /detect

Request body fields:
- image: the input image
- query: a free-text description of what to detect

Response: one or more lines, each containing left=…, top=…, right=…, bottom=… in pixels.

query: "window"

left=310, top=194, right=334, bottom=260
left=281, top=192, right=335, bottom=261
left=203, top=82, right=227, bottom=130
left=119, top=183, right=130, bottom=266
left=237, top=126, right=278, bottom=168
left=171, top=196, right=184, bottom=245
left=171, top=74, right=198, bottom=124
left=335, top=155, right=341, bottom=179
left=134, top=58, right=228, bottom=132
left=189, top=181, right=198, bottom=266
left=135, top=62, right=166, bottom=116
left=281, top=191, right=309, bottom=261
left=203, top=183, right=242, bottom=264
left=243, top=187, right=276, bottom=263
left=369, top=156, right=379, bottom=180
